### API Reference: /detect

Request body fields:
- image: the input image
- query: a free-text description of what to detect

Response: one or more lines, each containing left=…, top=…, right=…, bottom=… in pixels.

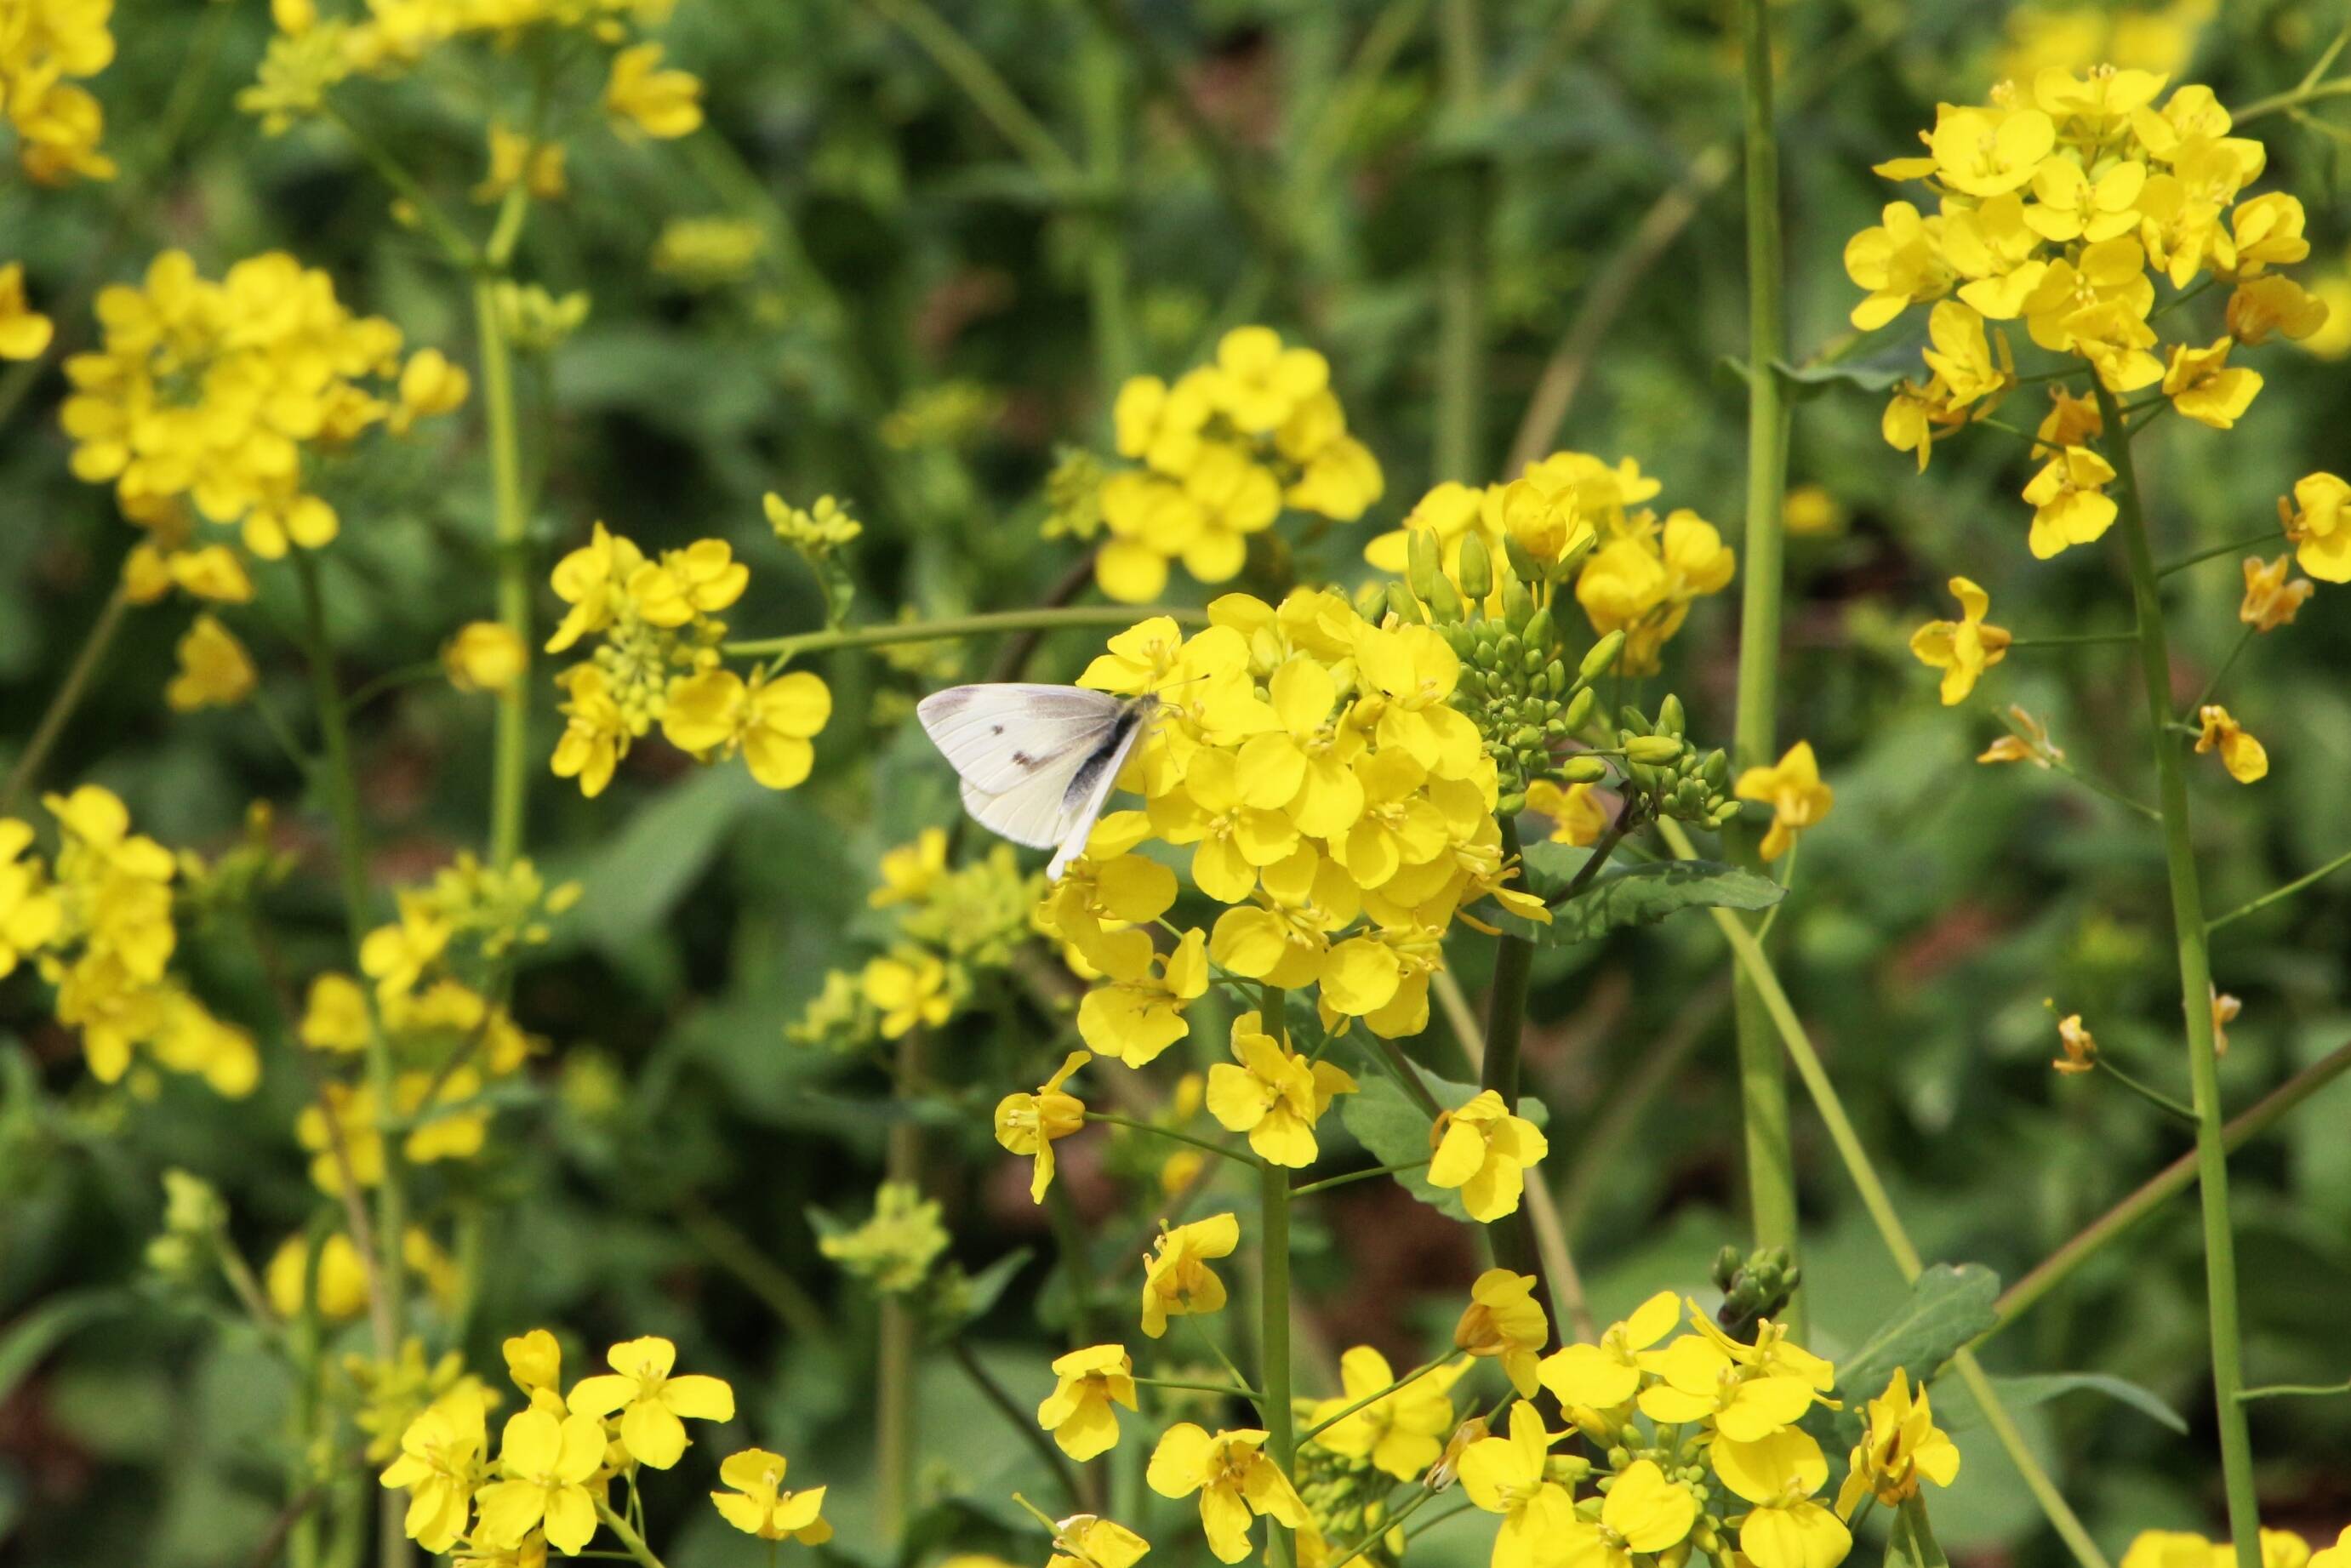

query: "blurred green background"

left=4, top=0, right=2351, bottom=1564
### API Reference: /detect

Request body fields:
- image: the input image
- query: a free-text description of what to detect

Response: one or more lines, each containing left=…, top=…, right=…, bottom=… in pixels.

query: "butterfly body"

left=916, top=683, right=1156, bottom=879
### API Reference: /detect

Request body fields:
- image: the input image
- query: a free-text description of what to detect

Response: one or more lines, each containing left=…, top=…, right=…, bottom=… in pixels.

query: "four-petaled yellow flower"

left=1204, top=1010, right=1356, bottom=1166
left=1455, top=1402, right=1578, bottom=1568
left=2161, top=336, right=2263, bottom=429
left=1734, top=741, right=1834, bottom=863
left=565, top=1335, right=736, bottom=1470
left=872, top=828, right=950, bottom=909
left=996, top=1050, right=1089, bottom=1203
left=1712, top=1427, right=1852, bottom=1568
left=1077, top=927, right=1207, bottom=1066
left=862, top=950, right=956, bottom=1038
left=474, top=1408, right=607, bottom=1554
left=605, top=43, right=704, bottom=139
left=1537, top=1289, right=1679, bottom=1412
left=1145, top=1424, right=1308, bottom=1565
left=1139, top=1212, right=1239, bottom=1339
left=1555, top=1457, right=1698, bottom=1568
left=1452, top=1268, right=1549, bottom=1397
left=710, top=1448, right=830, bottom=1542
left=1425, top=1090, right=1549, bottom=1223
left=2195, top=704, right=2268, bottom=784
left=2022, top=445, right=2120, bottom=559
left=1037, top=1343, right=1137, bottom=1461
left=2280, top=471, right=2351, bottom=583
left=1909, top=577, right=2011, bottom=705
left=1048, top=1514, right=1151, bottom=1568
left=660, top=668, right=831, bottom=790
left=1635, top=1332, right=1818, bottom=1440
left=380, top=1384, right=489, bottom=1553
left=1835, top=1370, right=1960, bottom=1517
left=1306, top=1346, right=1464, bottom=1482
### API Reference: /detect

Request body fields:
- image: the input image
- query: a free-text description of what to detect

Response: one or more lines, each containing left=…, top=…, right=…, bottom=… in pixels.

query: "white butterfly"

left=916, top=683, right=1156, bottom=880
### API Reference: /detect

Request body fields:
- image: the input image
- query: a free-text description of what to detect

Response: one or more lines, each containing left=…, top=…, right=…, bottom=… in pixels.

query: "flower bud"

left=1501, top=575, right=1534, bottom=629
left=1618, top=705, right=1652, bottom=735
left=1560, top=754, right=1610, bottom=784
left=1579, top=630, right=1626, bottom=681
left=1656, top=693, right=1685, bottom=738
left=1522, top=607, right=1554, bottom=652
left=1457, top=533, right=1494, bottom=604
left=1709, top=800, right=1742, bottom=827
left=1626, top=735, right=1684, bottom=765
left=1407, top=528, right=1446, bottom=608
left=1563, top=687, right=1595, bottom=729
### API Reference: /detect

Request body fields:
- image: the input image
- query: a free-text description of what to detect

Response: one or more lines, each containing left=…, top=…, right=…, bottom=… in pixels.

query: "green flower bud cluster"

left=1612, top=698, right=1738, bottom=828
left=1294, top=1442, right=1400, bottom=1568
left=1393, top=530, right=1626, bottom=813
left=1711, top=1244, right=1803, bottom=1338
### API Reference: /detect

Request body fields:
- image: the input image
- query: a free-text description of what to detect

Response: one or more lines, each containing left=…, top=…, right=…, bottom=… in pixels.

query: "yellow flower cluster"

left=1851, top=71, right=2325, bottom=556
left=2125, top=1527, right=2342, bottom=1568
left=545, top=522, right=829, bottom=797
left=59, top=250, right=465, bottom=580
left=1, top=786, right=258, bottom=1094
left=379, top=1330, right=783, bottom=1559
left=294, top=854, right=571, bottom=1193
left=244, top=0, right=701, bottom=143
left=1089, top=327, right=1384, bottom=602
left=0, top=0, right=115, bottom=182
left=1370, top=451, right=1733, bottom=676
left=1044, top=601, right=1546, bottom=1069
left=0, top=262, right=54, bottom=358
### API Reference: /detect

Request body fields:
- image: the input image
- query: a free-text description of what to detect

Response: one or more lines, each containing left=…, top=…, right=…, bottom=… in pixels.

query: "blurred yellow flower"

left=2280, top=471, right=2351, bottom=583
left=443, top=621, right=529, bottom=694
left=1909, top=577, right=2011, bottom=705
left=380, top=1384, right=490, bottom=1554
left=2240, top=556, right=2314, bottom=632
left=165, top=614, right=256, bottom=711
left=0, top=263, right=54, bottom=358
left=861, top=949, right=954, bottom=1038
left=605, top=43, right=703, bottom=139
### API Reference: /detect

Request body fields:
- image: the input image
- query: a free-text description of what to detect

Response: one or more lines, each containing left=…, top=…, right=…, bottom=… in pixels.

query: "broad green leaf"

left=558, top=765, right=771, bottom=955
left=1338, top=1061, right=1546, bottom=1223
left=1498, top=859, right=1783, bottom=945
left=0, top=1289, right=132, bottom=1411
left=1956, top=1371, right=2187, bottom=1434
left=1835, top=1263, right=2001, bottom=1404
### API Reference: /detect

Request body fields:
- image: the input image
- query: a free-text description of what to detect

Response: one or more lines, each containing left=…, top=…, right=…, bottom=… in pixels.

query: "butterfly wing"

left=1047, top=710, right=1150, bottom=880
left=916, top=683, right=1127, bottom=796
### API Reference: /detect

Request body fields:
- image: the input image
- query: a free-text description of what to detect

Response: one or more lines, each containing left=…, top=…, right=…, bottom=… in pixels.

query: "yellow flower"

left=1452, top=1268, right=1549, bottom=1397
left=1920, top=300, right=2012, bottom=408
left=1037, top=1344, right=1137, bottom=1461
left=1524, top=778, right=1609, bottom=847
left=473, top=1407, right=606, bottom=1554
left=0, top=821, right=60, bottom=979
left=1425, top=1090, right=1548, bottom=1223
left=767, top=493, right=863, bottom=551
left=605, top=43, right=703, bottom=139
left=1076, top=927, right=1207, bottom=1066
left=505, top=1328, right=567, bottom=1417
left=2195, top=704, right=2268, bottom=784
left=1204, top=1010, right=1355, bottom=1167
left=1048, top=1514, right=1151, bottom=1568
left=2240, top=556, right=2314, bottom=632
left=661, top=668, right=832, bottom=790
left=2212, top=985, right=2241, bottom=1057
left=1211, top=326, right=1329, bottom=435
left=2280, top=471, right=2351, bottom=583
left=862, top=950, right=955, bottom=1038
left=443, top=622, right=529, bottom=694
left=1844, top=202, right=1953, bottom=330
left=266, top=1230, right=372, bottom=1322
left=1711, top=1427, right=1852, bottom=1568
left=2228, top=275, right=2330, bottom=345
left=566, top=1335, right=736, bottom=1470
left=651, top=217, right=765, bottom=288
left=996, top=1050, right=1089, bottom=1203
left=1635, top=1334, right=1817, bottom=1440
left=165, top=614, right=256, bottom=711
left=0, top=264, right=54, bottom=359
left=474, top=124, right=568, bottom=205
left=1909, top=577, right=2011, bottom=705
left=2052, top=1011, right=2097, bottom=1075
left=1979, top=704, right=2064, bottom=768
left=0, top=0, right=116, bottom=182
left=1928, top=102, right=2056, bottom=197
left=1734, top=741, right=1833, bottom=862
left=2023, top=445, right=2120, bottom=558
left=1536, top=1289, right=1679, bottom=1412
left=380, top=1383, right=491, bottom=1553
left=1454, top=1402, right=1578, bottom=1568
left=1307, top=1346, right=1464, bottom=1482
left=1558, top=1457, right=1698, bottom=1568
left=2308, top=1527, right=2351, bottom=1568
left=710, top=1449, right=830, bottom=1542
left=1139, top=1212, right=1240, bottom=1339
left=819, top=1182, right=949, bottom=1291
left=1835, top=1370, right=1959, bottom=1517
left=1146, top=1423, right=1308, bottom=1564
left=1115, top=368, right=1218, bottom=476
left=2161, top=336, right=2262, bottom=428
left=392, top=348, right=470, bottom=433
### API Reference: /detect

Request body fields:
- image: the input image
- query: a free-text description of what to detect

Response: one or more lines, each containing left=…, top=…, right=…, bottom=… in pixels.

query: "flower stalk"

left=2095, top=379, right=2263, bottom=1568
left=473, top=276, right=533, bottom=869
left=723, top=605, right=1207, bottom=662
left=1258, top=985, right=1297, bottom=1568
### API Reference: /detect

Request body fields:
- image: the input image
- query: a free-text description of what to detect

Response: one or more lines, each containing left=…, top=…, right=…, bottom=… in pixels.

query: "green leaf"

left=557, top=765, right=772, bottom=955
left=1835, top=1263, right=2001, bottom=1403
left=1958, top=1371, right=2188, bottom=1434
left=1338, top=1061, right=1546, bottom=1223
left=1498, top=859, right=1783, bottom=945
left=0, top=1288, right=133, bottom=1411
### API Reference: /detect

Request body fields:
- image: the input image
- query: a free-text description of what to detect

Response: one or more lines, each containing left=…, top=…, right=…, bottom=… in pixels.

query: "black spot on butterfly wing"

left=1061, top=702, right=1149, bottom=809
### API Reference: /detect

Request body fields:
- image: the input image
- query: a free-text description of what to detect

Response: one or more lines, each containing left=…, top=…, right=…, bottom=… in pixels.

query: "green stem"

left=2006, top=630, right=2140, bottom=648
left=1259, top=988, right=1297, bottom=1568
left=1076, top=19, right=1134, bottom=391
left=1433, top=0, right=1485, bottom=480
left=1296, top=1356, right=1450, bottom=1444
left=594, top=1503, right=670, bottom=1568
left=2238, top=1378, right=2351, bottom=1400
left=675, top=1196, right=833, bottom=1344
left=1290, top=1159, right=1429, bottom=1196
left=1, top=581, right=130, bottom=815
left=1133, top=1374, right=1264, bottom=1400
left=1728, top=0, right=1802, bottom=1333
left=471, top=277, right=533, bottom=869
left=1986, top=1040, right=2351, bottom=1340
left=2046, top=754, right=2163, bottom=822
left=2208, top=844, right=2351, bottom=930
left=878, top=1028, right=925, bottom=1547
left=723, top=604, right=1206, bottom=661
left=2097, top=378, right=2261, bottom=1568
left=1657, top=817, right=2109, bottom=1568
left=861, top=0, right=1083, bottom=185
left=1089, top=1112, right=1264, bottom=1168
left=1896, top=1491, right=1951, bottom=1568
left=2093, top=1057, right=2199, bottom=1125
left=2189, top=624, right=2258, bottom=717
left=320, top=102, right=478, bottom=271
left=2230, top=74, right=2351, bottom=124
left=1481, top=820, right=1545, bottom=1293
left=2158, top=528, right=2285, bottom=579
left=947, top=1338, right=1086, bottom=1508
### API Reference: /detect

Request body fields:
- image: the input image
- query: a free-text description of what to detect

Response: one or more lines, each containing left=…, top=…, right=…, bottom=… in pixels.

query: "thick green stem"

left=1728, top=0, right=1802, bottom=1335
left=1481, top=821, right=1545, bottom=1293
left=1433, top=0, right=1485, bottom=480
left=1259, top=988, right=1297, bottom=1568
left=2, top=582, right=130, bottom=815
left=723, top=604, right=1206, bottom=661
left=472, top=278, right=533, bottom=869
left=2096, top=380, right=2262, bottom=1568
left=293, top=552, right=410, bottom=1568
left=1076, top=22, right=1134, bottom=391
left=595, top=1502, right=670, bottom=1568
